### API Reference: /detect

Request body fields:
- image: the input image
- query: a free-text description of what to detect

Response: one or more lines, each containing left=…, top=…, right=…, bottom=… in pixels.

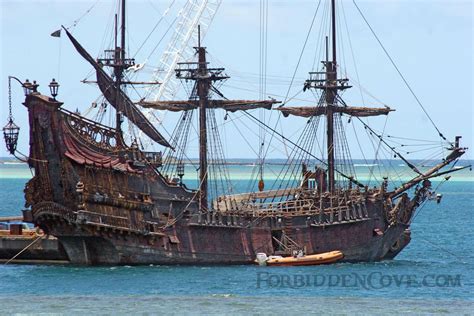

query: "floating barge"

left=0, top=216, right=68, bottom=264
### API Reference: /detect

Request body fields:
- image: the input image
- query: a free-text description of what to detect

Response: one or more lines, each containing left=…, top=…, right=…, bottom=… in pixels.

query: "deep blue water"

left=0, top=168, right=473, bottom=314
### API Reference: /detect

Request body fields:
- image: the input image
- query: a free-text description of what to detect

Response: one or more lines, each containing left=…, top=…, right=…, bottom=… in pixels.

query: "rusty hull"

left=22, top=94, right=412, bottom=265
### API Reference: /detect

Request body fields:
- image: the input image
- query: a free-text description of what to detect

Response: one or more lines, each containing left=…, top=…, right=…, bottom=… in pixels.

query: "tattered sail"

left=138, top=99, right=280, bottom=112
left=63, top=27, right=172, bottom=148
left=276, top=105, right=394, bottom=118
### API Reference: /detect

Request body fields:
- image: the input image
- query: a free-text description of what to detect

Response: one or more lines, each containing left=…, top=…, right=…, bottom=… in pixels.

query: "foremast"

left=306, top=0, right=350, bottom=193
left=278, top=0, right=393, bottom=192
left=325, top=0, right=337, bottom=193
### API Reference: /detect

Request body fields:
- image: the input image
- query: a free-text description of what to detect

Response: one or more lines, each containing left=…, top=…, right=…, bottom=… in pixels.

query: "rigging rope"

left=258, top=0, right=269, bottom=189
left=352, top=0, right=448, bottom=142
left=144, top=15, right=179, bottom=70
left=65, top=0, right=101, bottom=30
left=282, top=0, right=322, bottom=106
left=4, top=235, right=44, bottom=265
left=244, top=111, right=365, bottom=188
left=133, top=0, right=177, bottom=58
left=340, top=0, right=365, bottom=107
left=355, top=116, right=422, bottom=175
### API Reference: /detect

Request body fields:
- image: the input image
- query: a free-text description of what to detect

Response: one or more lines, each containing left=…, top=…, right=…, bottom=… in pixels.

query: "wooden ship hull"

left=21, top=94, right=414, bottom=265
left=6, top=0, right=464, bottom=266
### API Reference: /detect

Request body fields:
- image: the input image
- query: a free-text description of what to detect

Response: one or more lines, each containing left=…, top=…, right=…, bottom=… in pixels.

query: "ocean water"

left=0, top=162, right=473, bottom=314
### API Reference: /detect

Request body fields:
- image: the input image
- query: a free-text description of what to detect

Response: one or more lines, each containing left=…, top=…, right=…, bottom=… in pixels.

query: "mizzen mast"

left=116, top=0, right=126, bottom=145
left=98, top=0, right=135, bottom=146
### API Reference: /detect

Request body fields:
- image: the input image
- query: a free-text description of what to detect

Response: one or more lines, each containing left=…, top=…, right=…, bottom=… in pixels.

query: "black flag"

left=50, top=29, right=61, bottom=37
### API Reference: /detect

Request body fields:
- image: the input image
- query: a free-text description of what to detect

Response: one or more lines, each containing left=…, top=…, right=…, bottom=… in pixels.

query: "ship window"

left=308, top=179, right=316, bottom=189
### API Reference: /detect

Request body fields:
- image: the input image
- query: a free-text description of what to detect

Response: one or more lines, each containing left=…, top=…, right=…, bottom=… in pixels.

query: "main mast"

left=197, top=28, right=209, bottom=211
left=171, top=26, right=229, bottom=211
left=143, top=26, right=280, bottom=209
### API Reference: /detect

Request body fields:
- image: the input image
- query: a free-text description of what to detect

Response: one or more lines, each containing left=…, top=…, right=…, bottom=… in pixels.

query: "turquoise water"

left=0, top=162, right=473, bottom=314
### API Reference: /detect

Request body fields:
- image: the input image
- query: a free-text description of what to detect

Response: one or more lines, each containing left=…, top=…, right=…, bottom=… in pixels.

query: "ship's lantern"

left=3, top=118, right=20, bottom=155
left=22, top=79, right=39, bottom=96
left=4, top=75, right=22, bottom=155
left=22, top=79, right=32, bottom=96
left=49, top=78, right=60, bottom=100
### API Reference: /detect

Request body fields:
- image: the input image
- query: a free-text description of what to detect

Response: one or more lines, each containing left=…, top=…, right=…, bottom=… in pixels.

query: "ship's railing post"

left=319, top=195, right=323, bottom=223
left=352, top=203, right=358, bottom=219
left=355, top=202, right=361, bottom=218
left=345, top=206, right=351, bottom=221
left=329, top=197, right=336, bottom=223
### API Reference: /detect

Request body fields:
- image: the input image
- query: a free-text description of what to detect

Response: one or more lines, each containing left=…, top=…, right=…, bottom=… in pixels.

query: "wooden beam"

left=138, top=99, right=280, bottom=112
left=276, top=106, right=394, bottom=118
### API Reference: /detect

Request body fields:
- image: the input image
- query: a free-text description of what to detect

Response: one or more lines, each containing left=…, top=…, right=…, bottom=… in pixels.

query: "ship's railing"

left=221, top=192, right=370, bottom=223
left=247, top=201, right=370, bottom=227
left=213, top=187, right=368, bottom=213
left=128, top=150, right=162, bottom=167
left=76, top=210, right=146, bottom=233
left=219, top=189, right=366, bottom=213
left=85, top=193, right=153, bottom=212
left=61, top=108, right=118, bottom=150
left=248, top=198, right=317, bottom=214
left=61, top=109, right=163, bottom=167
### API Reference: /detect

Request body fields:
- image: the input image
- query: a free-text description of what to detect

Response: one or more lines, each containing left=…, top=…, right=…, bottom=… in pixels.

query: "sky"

left=1, top=0, right=472, bottom=161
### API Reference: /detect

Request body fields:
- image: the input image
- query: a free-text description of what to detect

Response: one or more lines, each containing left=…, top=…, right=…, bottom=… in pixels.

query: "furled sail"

left=138, top=100, right=280, bottom=112
left=276, top=105, right=394, bottom=118
left=63, top=27, right=172, bottom=148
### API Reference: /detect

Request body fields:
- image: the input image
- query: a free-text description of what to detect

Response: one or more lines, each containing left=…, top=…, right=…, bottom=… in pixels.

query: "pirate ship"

left=4, top=0, right=467, bottom=265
